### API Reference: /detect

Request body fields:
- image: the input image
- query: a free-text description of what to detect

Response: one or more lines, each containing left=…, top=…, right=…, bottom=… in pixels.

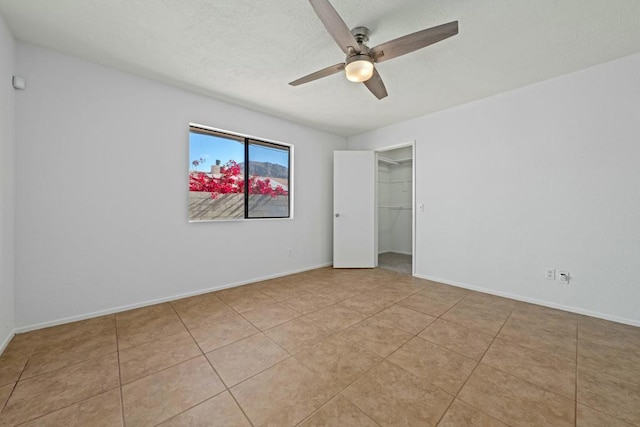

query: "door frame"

left=376, top=141, right=416, bottom=276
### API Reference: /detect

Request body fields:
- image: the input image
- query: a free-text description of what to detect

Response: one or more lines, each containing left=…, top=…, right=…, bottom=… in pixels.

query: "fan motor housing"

left=346, top=53, right=373, bottom=66
left=351, top=27, right=370, bottom=45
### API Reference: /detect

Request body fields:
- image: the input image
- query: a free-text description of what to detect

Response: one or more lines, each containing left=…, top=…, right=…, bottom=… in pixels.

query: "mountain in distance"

left=239, top=161, right=288, bottom=179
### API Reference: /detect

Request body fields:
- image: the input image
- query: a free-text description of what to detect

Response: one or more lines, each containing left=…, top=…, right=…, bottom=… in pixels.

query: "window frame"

left=188, top=123, right=294, bottom=222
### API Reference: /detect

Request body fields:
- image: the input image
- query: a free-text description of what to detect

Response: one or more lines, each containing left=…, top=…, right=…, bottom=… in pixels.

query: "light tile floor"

left=0, top=267, right=639, bottom=426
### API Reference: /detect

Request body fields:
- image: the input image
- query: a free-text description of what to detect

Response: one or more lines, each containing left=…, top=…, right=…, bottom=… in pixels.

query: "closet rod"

left=377, top=156, right=399, bottom=165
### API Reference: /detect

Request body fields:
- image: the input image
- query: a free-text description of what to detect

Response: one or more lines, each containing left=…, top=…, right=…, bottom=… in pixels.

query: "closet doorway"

left=377, top=143, right=415, bottom=275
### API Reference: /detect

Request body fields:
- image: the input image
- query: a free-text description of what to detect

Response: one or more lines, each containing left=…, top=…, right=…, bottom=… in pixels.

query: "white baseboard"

left=15, top=262, right=332, bottom=334
left=415, top=273, right=640, bottom=328
left=17, top=264, right=638, bottom=334
left=0, top=329, right=15, bottom=354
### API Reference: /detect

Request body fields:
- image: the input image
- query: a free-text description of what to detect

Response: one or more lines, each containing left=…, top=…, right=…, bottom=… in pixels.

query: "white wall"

left=0, top=13, right=15, bottom=350
left=350, top=53, right=640, bottom=326
left=14, top=42, right=346, bottom=330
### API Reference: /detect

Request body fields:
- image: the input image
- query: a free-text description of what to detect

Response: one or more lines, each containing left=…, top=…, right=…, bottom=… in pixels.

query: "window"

left=188, top=124, right=292, bottom=221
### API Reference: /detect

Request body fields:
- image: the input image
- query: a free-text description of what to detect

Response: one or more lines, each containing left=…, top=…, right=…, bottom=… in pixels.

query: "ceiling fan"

left=289, top=0, right=458, bottom=99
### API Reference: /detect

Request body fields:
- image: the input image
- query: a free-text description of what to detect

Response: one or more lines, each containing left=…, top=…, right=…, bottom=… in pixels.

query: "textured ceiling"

left=1, top=0, right=640, bottom=136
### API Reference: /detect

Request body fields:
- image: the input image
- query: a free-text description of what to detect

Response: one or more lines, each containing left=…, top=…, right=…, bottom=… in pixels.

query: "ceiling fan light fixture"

left=345, top=55, right=374, bottom=82
left=289, top=0, right=459, bottom=99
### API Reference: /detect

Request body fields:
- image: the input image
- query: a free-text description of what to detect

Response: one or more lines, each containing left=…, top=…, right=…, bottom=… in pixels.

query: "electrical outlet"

left=545, top=269, right=555, bottom=280
left=557, top=271, right=570, bottom=284
left=288, top=248, right=293, bottom=257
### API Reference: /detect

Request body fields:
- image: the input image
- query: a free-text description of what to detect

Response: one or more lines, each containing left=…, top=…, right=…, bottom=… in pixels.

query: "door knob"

left=335, top=213, right=340, bottom=217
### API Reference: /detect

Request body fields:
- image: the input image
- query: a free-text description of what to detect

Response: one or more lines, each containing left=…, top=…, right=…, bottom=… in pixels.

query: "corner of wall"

left=12, top=43, right=345, bottom=329
left=347, top=52, right=640, bottom=325
left=0, top=11, right=16, bottom=351
left=0, top=330, right=15, bottom=354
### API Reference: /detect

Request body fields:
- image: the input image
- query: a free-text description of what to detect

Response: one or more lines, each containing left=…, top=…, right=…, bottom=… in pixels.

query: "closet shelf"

left=378, top=205, right=412, bottom=210
left=377, top=156, right=399, bottom=165
left=378, top=156, right=413, bottom=165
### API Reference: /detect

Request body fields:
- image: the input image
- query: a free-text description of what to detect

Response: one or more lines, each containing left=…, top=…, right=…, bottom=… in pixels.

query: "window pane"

left=189, top=129, right=245, bottom=221
left=247, top=140, right=290, bottom=218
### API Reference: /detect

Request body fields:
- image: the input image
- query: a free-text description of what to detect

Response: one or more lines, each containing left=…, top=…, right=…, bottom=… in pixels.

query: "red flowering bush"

left=190, top=160, right=288, bottom=199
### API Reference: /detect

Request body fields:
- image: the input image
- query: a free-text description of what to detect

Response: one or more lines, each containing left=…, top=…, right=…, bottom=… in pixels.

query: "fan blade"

left=371, top=21, right=458, bottom=63
left=289, top=63, right=346, bottom=86
left=363, top=68, right=388, bottom=99
left=309, top=0, right=361, bottom=54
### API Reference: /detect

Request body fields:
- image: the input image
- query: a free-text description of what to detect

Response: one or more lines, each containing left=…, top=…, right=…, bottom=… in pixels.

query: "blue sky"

left=189, top=132, right=288, bottom=172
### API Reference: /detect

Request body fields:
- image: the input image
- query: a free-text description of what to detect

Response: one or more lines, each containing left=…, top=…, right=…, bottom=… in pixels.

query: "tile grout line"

left=220, top=351, right=294, bottom=390
left=3, top=336, right=36, bottom=415
left=424, top=299, right=539, bottom=362
left=4, top=386, right=123, bottom=427
left=180, top=294, right=272, bottom=347
left=13, top=349, right=118, bottom=384
left=117, top=329, right=203, bottom=384
left=3, top=269, right=636, bottom=426
left=237, top=302, right=304, bottom=333
left=230, top=278, right=393, bottom=425
left=294, top=349, right=388, bottom=427
left=170, top=302, right=214, bottom=358
left=217, top=286, right=279, bottom=317
left=140, top=308, right=204, bottom=381
left=115, top=315, right=127, bottom=427
left=293, top=281, right=430, bottom=426
left=434, top=302, right=517, bottom=426
left=117, top=352, right=205, bottom=386
left=0, top=375, right=20, bottom=417
left=239, top=390, right=264, bottom=427
left=477, top=312, right=579, bottom=364
left=294, top=378, right=383, bottom=427
left=576, top=400, right=637, bottom=426
left=227, top=373, right=270, bottom=427
left=183, top=282, right=348, bottom=358
left=341, top=330, right=434, bottom=425
left=468, top=310, right=583, bottom=404
left=199, top=329, right=263, bottom=355
left=175, top=297, right=264, bottom=354
left=184, top=270, right=599, bottom=424
left=568, top=319, right=640, bottom=419
left=1, top=319, right=121, bottom=426
left=574, top=316, right=579, bottom=427
left=169, top=302, right=257, bottom=427
left=577, top=340, right=640, bottom=386
left=205, top=316, right=302, bottom=392
left=455, top=305, right=582, bottom=423
left=252, top=282, right=394, bottom=341
left=574, top=366, right=640, bottom=423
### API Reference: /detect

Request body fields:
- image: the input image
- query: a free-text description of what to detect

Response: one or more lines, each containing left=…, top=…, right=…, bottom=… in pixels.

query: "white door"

left=333, top=151, right=376, bottom=268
